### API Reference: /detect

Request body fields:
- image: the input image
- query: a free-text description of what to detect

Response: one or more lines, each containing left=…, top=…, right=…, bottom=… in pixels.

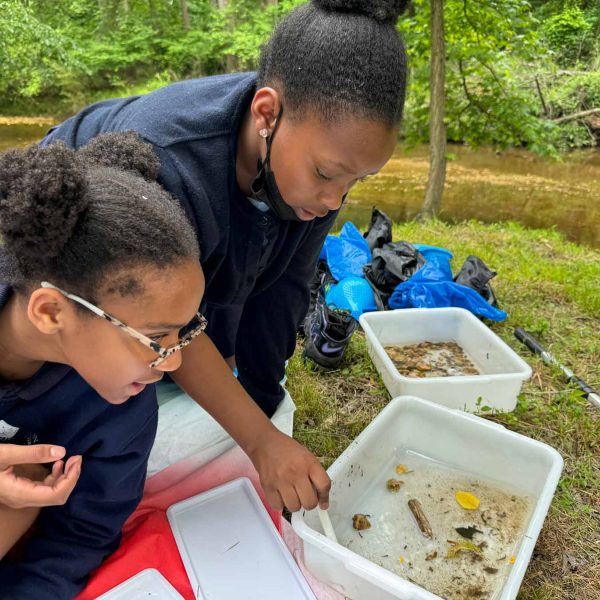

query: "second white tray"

left=167, top=477, right=316, bottom=600
left=96, top=568, right=183, bottom=600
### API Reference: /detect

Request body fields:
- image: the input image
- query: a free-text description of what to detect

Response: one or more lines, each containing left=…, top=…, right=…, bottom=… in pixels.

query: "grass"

left=287, top=219, right=599, bottom=600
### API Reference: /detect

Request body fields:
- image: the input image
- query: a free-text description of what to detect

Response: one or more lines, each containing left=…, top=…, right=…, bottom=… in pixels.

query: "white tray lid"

left=96, top=568, right=184, bottom=599
left=167, top=477, right=316, bottom=600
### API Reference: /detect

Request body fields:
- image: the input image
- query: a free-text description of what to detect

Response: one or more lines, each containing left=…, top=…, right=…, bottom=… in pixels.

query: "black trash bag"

left=364, top=241, right=425, bottom=307
left=453, top=255, right=500, bottom=308
left=364, top=207, right=393, bottom=251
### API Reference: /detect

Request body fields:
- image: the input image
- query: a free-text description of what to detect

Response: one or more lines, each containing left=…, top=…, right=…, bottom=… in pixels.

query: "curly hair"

left=257, top=0, right=409, bottom=127
left=0, top=132, right=199, bottom=301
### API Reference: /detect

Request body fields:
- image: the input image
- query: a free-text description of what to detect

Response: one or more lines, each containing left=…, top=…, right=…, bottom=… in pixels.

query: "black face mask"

left=250, top=106, right=302, bottom=222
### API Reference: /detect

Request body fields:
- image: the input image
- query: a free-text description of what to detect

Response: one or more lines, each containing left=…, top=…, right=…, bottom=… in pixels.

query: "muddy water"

left=0, top=121, right=54, bottom=152
left=341, top=145, right=600, bottom=248
left=1, top=122, right=599, bottom=248
left=340, top=451, right=534, bottom=600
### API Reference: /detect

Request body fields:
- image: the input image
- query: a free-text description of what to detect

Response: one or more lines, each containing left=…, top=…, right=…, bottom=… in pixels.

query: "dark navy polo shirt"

left=0, top=285, right=158, bottom=599
left=43, top=73, right=338, bottom=416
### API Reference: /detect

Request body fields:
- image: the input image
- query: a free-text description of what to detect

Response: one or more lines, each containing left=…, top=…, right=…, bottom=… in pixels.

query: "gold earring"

left=259, top=128, right=269, bottom=138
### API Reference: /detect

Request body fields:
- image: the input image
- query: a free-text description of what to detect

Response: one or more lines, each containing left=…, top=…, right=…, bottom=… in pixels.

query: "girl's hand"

left=0, top=444, right=82, bottom=509
left=247, top=429, right=331, bottom=513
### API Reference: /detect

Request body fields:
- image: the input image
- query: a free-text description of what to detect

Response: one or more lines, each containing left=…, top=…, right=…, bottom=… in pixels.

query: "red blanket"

left=77, top=447, right=281, bottom=600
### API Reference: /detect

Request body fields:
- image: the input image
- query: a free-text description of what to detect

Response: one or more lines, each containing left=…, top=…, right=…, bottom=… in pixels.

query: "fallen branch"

left=408, top=498, right=433, bottom=539
left=553, top=108, right=600, bottom=124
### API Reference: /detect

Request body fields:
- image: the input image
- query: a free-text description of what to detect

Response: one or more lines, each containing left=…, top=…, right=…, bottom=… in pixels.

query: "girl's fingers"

left=279, top=485, right=302, bottom=513
left=42, top=460, right=65, bottom=486
left=65, top=456, right=83, bottom=481
left=309, top=464, right=331, bottom=510
left=264, top=486, right=284, bottom=512
left=0, top=455, right=82, bottom=508
left=0, top=444, right=66, bottom=468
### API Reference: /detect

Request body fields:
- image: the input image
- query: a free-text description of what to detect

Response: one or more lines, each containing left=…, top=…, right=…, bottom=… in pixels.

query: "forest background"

left=1, top=3, right=599, bottom=598
left=1, top=0, right=599, bottom=156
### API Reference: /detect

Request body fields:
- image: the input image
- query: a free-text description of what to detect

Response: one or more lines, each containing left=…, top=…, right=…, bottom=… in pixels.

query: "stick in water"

left=408, top=498, right=433, bottom=539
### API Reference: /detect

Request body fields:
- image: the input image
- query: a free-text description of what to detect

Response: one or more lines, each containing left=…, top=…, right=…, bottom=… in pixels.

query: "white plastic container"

left=96, top=568, right=183, bottom=600
left=292, top=396, right=562, bottom=600
left=167, top=477, right=316, bottom=600
left=359, top=307, right=532, bottom=413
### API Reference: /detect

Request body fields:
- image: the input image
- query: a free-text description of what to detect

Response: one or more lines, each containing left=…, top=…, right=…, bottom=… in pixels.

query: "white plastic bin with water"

left=359, top=308, right=532, bottom=413
left=292, top=396, right=562, bottom=600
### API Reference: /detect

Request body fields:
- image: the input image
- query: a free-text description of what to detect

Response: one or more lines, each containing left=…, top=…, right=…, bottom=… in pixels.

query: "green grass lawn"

left=287, top=219, right=599, bottom=600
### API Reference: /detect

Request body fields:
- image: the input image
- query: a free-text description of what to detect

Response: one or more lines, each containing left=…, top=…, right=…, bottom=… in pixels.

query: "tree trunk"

left=418, top=0, right=447, bottom=222
left=180, top=0, right=190, bottom=31
left=216, top=0, right=239, bottom=72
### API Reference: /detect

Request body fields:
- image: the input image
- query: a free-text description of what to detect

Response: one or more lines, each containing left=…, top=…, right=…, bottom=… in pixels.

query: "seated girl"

left=0, top=133, right=204, bottom=598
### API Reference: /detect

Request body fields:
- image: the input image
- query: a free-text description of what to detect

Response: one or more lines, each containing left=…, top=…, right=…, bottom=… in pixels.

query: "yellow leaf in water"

left=395, top=464, right=409, bottom=475
left=445, top=540, right=484, bottom=559
left=509, top=555, right=516, bottom=564
left=398, top=555, right=405, bottom=563
left=455, top=490, right=481, bottom=510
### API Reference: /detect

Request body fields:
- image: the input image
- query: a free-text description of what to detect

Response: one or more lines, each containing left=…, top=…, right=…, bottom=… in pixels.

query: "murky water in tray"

left=385, top=342, right=481, bottom=378
left=337, top=452, right=534, bottom=600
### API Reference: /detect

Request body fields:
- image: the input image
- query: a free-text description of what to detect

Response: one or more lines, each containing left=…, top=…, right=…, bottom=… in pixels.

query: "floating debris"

left=445, top=540, right=484, bottom=559
left=352, top=514, right=371, bottom=531
left=408, top=499, right=433, bottom=539
left=337, top=455, right=533, bottom=599
left=395, top=464, right=411, bottom=475
left=455, top=525, right=483, bottom=540
left=384, top=341, right=480, bottom=378
left=425, top=550, right=438, bottom=561
left=455, top=491, right=481, bottom=510
left=386, top=478, right=404, bottom=492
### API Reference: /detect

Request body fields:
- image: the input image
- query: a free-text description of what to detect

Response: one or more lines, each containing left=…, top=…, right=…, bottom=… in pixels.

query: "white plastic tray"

left=292, top=396, right=563, bottom=600
left=359, top=307, right=532, bottom=413
left=167, top=477, right=316, bottom=600
left=96, top=568, right=183, bottom=599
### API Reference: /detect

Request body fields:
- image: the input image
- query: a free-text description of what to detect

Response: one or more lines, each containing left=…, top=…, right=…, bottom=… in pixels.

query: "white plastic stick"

left=318, top=507, right=338, bottom=543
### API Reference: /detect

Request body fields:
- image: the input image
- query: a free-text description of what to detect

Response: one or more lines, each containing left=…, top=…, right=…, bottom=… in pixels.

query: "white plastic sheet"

left=147, top=382, right=296, bottom=477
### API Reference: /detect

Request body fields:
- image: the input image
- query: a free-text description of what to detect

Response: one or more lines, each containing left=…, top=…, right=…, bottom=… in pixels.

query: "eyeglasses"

left=41, top=281, right=207, bottom=368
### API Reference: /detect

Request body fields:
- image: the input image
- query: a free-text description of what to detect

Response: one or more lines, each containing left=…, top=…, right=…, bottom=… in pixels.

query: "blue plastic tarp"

left=388, top=254, right=507, bottom=321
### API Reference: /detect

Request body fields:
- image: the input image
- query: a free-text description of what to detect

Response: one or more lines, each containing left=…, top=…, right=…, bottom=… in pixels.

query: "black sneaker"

left=303, top=289, right=358, bottom=369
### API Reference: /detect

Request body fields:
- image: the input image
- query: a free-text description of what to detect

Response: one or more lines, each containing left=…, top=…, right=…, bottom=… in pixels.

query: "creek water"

left=1, top=123, right=599, bottom=248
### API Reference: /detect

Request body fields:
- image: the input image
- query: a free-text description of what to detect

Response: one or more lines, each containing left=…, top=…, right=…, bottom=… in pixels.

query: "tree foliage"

left=1, top=0, right=599, bottom=152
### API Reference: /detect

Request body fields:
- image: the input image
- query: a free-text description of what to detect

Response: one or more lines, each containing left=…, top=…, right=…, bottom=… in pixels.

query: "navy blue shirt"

left=43, top=73, right=338, bottom=416
left=0, top=286, right=158, bottom=599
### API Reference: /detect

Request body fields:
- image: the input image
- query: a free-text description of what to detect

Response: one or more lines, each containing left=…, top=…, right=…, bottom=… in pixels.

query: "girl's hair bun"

left=0, top=142, right=88, bottom=271
left=77, top=131, right=160, bottom=181
left=314, top=0, right=409, bottom=24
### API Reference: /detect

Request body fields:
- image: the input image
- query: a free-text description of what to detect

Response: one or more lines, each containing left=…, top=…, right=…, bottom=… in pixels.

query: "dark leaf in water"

left=455, top=525, right=483, bottom=539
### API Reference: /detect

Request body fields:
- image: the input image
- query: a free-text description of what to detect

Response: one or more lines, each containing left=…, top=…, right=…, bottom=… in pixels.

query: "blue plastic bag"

left=389, top=254, right=507, bottom=321
left=325, top=276, right=378, bottom=321
left=412, top=244, right=453, bottom=260
left=323, top=222, right=371, bottom=281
